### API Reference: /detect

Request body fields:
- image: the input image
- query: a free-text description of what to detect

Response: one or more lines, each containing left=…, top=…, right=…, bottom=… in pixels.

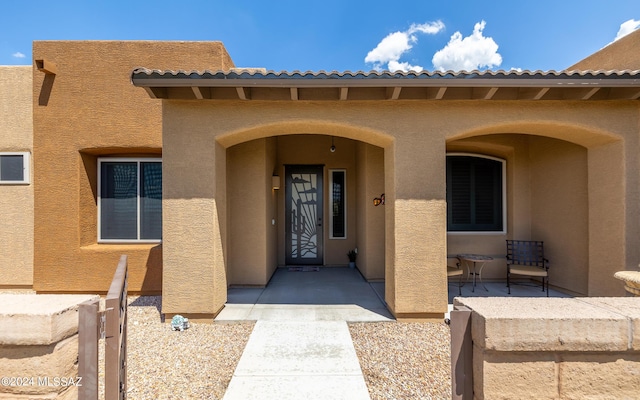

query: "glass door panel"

left=285, top=165, right=323, bottom=265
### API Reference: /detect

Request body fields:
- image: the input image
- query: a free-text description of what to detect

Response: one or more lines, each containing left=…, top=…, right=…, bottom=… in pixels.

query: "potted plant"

left=347, top=249, right=357, bottom=268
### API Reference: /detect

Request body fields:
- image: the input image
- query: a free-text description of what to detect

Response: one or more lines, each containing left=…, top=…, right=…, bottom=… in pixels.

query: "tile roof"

left=131, top=68, right=640, bottom=101
left=132, top=68, right=640, bottom=80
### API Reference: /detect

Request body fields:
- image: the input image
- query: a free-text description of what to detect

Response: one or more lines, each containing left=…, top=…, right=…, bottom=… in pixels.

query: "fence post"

left=105, top=255, right=128, bottom=400
left=78, top=298, right=100, bottom=400
left=450, top=305, right=473, bottom=400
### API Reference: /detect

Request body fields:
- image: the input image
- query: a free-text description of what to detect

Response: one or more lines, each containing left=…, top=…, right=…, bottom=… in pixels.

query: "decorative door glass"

left=285, top=166, right=323, bottom=265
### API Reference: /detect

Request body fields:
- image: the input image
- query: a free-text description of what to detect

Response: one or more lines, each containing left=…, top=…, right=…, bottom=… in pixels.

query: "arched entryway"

left=446, top=123, right=626, bottom=297
left=225, top=134, right=386, bottom=287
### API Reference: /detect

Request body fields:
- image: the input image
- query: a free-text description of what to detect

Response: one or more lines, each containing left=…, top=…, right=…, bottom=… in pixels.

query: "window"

left=329, top=169, right=346, bottom=239
left=0, top=152, right=30, bottom=184
left=98, top=158, right=162, bottom=242
left=446, top=154, right=504, bottom=232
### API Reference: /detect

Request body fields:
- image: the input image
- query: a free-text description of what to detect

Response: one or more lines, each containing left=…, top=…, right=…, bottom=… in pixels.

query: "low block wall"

left=0, top=294, right=99, bottom=399
left=454, top=297, right=640, bottom=400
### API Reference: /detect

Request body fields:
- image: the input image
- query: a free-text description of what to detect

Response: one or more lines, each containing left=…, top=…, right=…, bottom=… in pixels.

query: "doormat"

left=288, top=266, right=320, bottom=272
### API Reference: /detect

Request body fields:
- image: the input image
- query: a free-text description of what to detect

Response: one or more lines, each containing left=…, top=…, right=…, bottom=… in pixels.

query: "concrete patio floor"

left=216, top=267, right=393, bottom=322
left=216, top=266, right=574, bottom=323
left=447, top=279, right=574, bottom=303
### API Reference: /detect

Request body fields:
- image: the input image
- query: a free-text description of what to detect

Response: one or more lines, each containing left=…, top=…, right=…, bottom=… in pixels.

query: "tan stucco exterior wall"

left=228, top=138, right=273, bottom=285
left=32, top=41, right=234, bottom=294
left=0, top=66, right=33, bottom=287
left=26, top=40, right=640, bottom=318
left=570, top=29, right=640, bottom=70
left=356, top=142, right=385, bottom=280
left=159, top=98, right=637, bottom=318
left=529, top=137, right=589, bottom=294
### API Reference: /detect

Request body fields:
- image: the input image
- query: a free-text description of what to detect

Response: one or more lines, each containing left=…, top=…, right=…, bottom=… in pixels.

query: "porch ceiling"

left=131, top=68, right=640, bottom=101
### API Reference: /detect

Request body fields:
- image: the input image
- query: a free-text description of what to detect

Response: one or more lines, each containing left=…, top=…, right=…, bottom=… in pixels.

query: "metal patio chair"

left=447, top=257, right=465, bottom=295
left=506, top=240, right=550, bottom=296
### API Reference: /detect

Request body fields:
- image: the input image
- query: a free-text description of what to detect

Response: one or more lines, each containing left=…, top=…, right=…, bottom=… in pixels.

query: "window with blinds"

left=446, top=155, right=504, bottom=232
left=98, top=158, right=162, bottom=242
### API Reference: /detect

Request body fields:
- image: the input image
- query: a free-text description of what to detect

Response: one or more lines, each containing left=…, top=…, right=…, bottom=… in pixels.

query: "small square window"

left=0, top=152, right=30, bottom=184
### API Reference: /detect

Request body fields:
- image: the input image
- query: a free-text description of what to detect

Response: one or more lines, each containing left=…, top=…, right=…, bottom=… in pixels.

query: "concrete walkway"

left=219, top=267, right=574, bottom=398
left=219, top=267, right=388, bottom=400
left=223, top=320, right=370, bottom=399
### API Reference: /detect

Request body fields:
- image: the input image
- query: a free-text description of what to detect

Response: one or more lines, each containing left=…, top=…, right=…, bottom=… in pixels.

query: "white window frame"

left=0, top=152, right=30, bottom=184
left=329, top=169, right=347, bottom=239
left=97, top=157, right=162, bottom=243
left=446, top=153, right=507, bottom=235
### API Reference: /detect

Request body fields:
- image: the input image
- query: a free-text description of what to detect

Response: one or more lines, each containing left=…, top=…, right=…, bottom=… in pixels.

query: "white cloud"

left=388, top=60, right=423, bottom=73
left=432, top=21, right=502, bottom=72
left=12, top=52, right=25, bottom=59
left=365, top=21, right=444, bottom=72
left=614, top=19, right=640, bottom=41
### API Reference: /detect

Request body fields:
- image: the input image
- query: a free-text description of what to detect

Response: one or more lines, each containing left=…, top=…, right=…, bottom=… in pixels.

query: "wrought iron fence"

left=78, top=255, right=128, bottom=400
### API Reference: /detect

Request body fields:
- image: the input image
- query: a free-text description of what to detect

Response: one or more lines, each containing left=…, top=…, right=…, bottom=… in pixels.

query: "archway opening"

left=447, top=128, right=623, bottom=297
left=226, top=134, right=386, bottom=289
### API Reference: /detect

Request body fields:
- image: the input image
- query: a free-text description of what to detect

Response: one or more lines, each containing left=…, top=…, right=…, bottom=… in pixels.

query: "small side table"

left=457, top=254, right=494, bottom=292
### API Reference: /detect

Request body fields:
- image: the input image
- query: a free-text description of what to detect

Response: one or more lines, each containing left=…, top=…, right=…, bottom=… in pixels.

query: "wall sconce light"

left=373, top=193, right=385, bottom=206
left=272, top=175, right=281, bottom=190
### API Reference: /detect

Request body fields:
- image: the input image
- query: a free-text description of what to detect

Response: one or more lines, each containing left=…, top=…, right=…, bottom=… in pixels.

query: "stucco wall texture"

left=161, top=97, right=638, bottom=318
left=0, top=66, right=33, bottom=287
left=25, top=40, right=640, bottom=320
left=570, top=29, right=640, bottom=71
left=32, top=41, right=234, bottom=294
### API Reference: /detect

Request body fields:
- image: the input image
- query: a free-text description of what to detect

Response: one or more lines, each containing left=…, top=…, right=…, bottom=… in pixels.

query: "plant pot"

left=348, top=261, right=356, bottom=269
left=614, top=271, right=640, bottom=296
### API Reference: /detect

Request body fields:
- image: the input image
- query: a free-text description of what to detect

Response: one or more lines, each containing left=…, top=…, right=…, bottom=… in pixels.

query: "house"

left=1, top=32, right=639, bottom=321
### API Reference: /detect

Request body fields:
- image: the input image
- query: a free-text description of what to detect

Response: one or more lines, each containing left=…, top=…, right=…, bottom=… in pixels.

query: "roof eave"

left=131, top=76, right=640, bottom=89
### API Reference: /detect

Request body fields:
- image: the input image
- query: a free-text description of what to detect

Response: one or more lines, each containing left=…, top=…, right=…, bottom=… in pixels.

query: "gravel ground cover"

left=1, top=291, right=452, bottom=399
left=120, top=297, right=452, bottom=399
left=349, top=321, right=452, bottom=400
left=100, top=296, right=254, bottom=399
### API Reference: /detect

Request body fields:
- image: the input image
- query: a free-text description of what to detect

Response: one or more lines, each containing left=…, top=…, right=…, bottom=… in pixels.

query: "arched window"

left=446, top=154, right=505, bottom=232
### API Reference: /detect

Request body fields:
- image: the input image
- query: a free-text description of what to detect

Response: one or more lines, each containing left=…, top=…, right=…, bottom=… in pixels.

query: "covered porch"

left=131, top=68, right=640, bottom=322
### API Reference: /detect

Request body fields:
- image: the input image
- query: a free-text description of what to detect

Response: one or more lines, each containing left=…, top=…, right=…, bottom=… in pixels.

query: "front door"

left=285, top=165, right=323, bottom=265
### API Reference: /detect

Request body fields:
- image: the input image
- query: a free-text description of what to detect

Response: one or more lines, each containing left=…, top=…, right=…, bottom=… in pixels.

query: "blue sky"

left=1, top=1, right=639, bottom=72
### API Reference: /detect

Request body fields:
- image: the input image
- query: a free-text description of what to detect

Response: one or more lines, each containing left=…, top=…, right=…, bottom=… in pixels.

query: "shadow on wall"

left=140, top=244, right=162, bottom=294
left=38, top=74, right=55, bottom=106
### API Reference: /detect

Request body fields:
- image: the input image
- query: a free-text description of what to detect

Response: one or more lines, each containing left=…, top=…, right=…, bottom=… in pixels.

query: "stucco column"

left=384, top=134, right=448, bottom=321
left=589, top=141, right=626, bottom=296
left=161, top=123, right=227, bottom=321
